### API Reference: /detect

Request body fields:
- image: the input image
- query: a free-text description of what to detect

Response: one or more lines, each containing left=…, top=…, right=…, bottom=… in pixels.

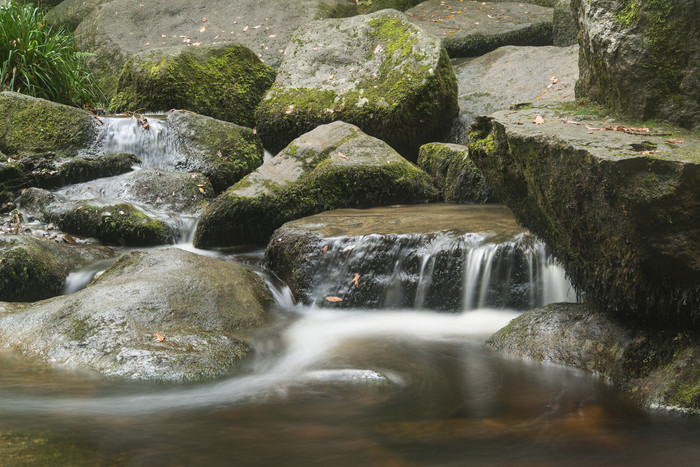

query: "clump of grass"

left=0, top=1, right=103, bottom=107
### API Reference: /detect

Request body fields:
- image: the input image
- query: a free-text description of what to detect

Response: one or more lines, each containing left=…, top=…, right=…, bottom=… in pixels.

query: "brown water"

left=1, top=305, right=699, bottom=466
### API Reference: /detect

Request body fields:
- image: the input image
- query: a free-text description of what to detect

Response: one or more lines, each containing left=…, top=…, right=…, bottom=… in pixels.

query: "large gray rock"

left=0, top=248, right=273, bottom=381
left=453, top=45, right=578, bottom=131
left=0, top=92, right=98, bottom=157
left=469, top=105, right=700, bottom=325
left=265, top=204, right=573, bottom=309
left=487, top=303, right=700, bottom=414
left=406, top=0, right=553, bottom=58
left=417, top=143, right=499, bottom=203
left=553, top=0, right=577, bottom=46
left=51, top=0, right=346, bottom=99
left=110, top=44, right=276, bottom=127
left=193, top=121, right=439, bottom=248
left=255, top=9, right=459, bottom=159
left=572, top=0, right=700, bottom=128
left=0, top=235, right=115, bottom=302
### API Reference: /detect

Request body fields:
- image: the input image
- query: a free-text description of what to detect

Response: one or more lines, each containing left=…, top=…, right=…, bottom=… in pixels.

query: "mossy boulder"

left=0, top=92, right=98, bottom=157
left=487, top=303, right=700, bottom=414
left=417, top=143, right=499, bottom=203
left=19, top=188, right=174, bottom=246
left=255, top=9, right=459, bottom=159
left=193, top=121, right=439, bottom=248
left=166, top=110, right=264, bottom=192
left=320, top=0, right=424, bottom=18
left=0, top=248, right=273, bottom=381
left=406, top=1, right=553, bottom=58
left=0, top=235, right=115, bottom=302
left=110, top=44, right=276, bottom=127
left=468, top=106, right=700, bottom=325
left=572, top=0, right=700, bottom=128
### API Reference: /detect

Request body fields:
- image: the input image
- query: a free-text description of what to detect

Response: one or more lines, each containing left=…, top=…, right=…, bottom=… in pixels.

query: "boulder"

left=553, top=0, right=577, bottom=46
left=487, top=303, right=700, bottom=414
left=406, top=1, right=553, bottom=58
left=318, top=0, right=424, bottom=18
left=264, top=204, right=574, bottom=309
left=193, top=121, right=439, bottom=248
left=166, top=110, right=264, bottom=192
left=0, top=92, right=98, bottom=157
left=0, top=248, right=273, bottom=381
left=469, top=105, right=700, bottom=325
left=255, top=9, right=459, bottom=159
left=453, top=45, right=578, bottom=131
left=110, top=44, right=276, bottom=127
left=417, top=143, right=498, bottom=203
left=0, top=234, right=115, bottom=302
left=572, top=0, right=700, bottom=128
left=19, top=188, right=174, bottom=246
left=51, top=0, right=347, bottom=99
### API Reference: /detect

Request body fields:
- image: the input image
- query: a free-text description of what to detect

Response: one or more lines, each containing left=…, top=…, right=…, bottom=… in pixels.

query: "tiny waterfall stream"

left=1, top=117, right=698, bottom=465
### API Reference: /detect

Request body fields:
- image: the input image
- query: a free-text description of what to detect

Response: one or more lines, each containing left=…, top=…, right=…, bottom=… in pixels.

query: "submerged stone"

left=255, top=9, right=459, bottom=159
left=193, top=121, right=438, bottom=248
left=0, top=92, right=98, bottom=157
left=487, top=303, right=700, bottom=414
left=0, top=248, right=273, bottom=381
left=110, top=43, right=276, bottom=127
left=469, top=105, right=700, bottom=325
left=264, top=204, right=574, bottom=309
left=406, top=1, right=553, bottom=58
left=573, top=0, right=700, bottom=128
left=0, top=235, right=115, bottom=302
left=418, top=143, right=499, bottom=203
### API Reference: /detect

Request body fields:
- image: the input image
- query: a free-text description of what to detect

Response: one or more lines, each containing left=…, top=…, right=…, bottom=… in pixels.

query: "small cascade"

left=96, top=116, right=183, bottom=169
left=306, top=232, right=575, bottom=311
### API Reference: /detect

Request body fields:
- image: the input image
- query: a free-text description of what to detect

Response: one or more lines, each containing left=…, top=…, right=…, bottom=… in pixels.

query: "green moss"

left=52, top=203, right=173, bottom=246
left=68, top=315, right=92, bottom=341
left=0, top=239, right=64, bottom=301
left=614, top=0, right=640, bottom=28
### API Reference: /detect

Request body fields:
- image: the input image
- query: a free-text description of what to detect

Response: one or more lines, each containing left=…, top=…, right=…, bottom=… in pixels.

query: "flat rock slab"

left=455, top=45, right=578, bottom=127
left=469, top=105, right=700, bottom=324
left=487, top=303, right=700, bottom=414
left=0, top=248, right=273, bottom=381
left=407, top=0, right=553, bottom=57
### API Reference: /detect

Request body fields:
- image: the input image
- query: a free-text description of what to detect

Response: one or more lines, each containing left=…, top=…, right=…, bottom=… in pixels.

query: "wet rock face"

left=0, top=92, right=98, bottom=157
left=110, top=44, right=276, bottom=128
left=572, top=0, right=700, bottom=128
left=0, top=235, right=115, bottom=302
left=468, top=107, right=700, bottom=325
left=487, top=303, right=700, bottom=414
left=255, top=9, right=459, bottom=159
left=193, top=121, right=438, bottom=248
left=406, top=1, right=554, bottom=58
left=0, top=248, right=273, bottom=382
left=264, top=205, right=574, bottom=310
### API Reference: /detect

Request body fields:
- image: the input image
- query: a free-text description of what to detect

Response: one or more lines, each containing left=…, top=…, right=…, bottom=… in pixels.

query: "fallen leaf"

left=641, top=150, right=659, bottom=155
left=338, top=151, right=349, bottom=160
left=551, top=76, right=559, bottom=84
left=216, top=150, right=223, bottom=158
left=202, top=17, right=207, bottom=22
left=154, top=333, right=165, bottom=342
left=200, top=25, right=206, bottom=32
left=667, top=138, right=685, bottom=144
left=62, top=234, right=76, bottom=244
left=325, top=296, right=343, bottom=303
left=161, top=34, right=167, bottom=38
left=341, top=244, right=356, bottom=253
left=322, top=245, right=328, bottom=254
left=533, top=114, right=545, bottom=124
left=352, top=273, right=360, bottom=288
left=243, top=26, right=249, bottom=32
left=199, top=187, right=206, bottom=194
left=563, top=120, right=581, bottom=125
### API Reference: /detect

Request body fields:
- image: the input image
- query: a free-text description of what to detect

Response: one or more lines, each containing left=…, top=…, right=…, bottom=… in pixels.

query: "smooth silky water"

left=2, top=118, right=697, bottom=465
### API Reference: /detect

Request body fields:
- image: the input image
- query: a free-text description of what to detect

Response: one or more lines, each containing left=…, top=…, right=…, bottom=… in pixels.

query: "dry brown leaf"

left=199, top=187, right=205, bottom=194
left=199, top=25, right=206, bottom=32
left=352, top=273, right=360, bottom=288
left=325, top=296, right=343, bottom=303
left=322, top=245, right=328, bottom=254
left=154, top=333, right=165, bottom=342
left=202, top=17, right=207, bottom=22
left=533, top=114, right=545, bottom=124
left=216, top=150, right=223, bottom=158
left=338, top=151, right=349, bottom=160
left=551, top=76, right=559, bottom=84
left=667, top=138, right=685, bottom=144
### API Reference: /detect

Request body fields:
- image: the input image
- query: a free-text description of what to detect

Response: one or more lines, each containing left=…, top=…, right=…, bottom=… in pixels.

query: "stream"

left=1, top=117, right=698, bottom=465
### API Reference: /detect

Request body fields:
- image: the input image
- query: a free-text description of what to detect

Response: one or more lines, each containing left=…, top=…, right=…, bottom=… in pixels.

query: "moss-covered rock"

left=0, top=248, right=273, bottom=381
left=417, top=143, right=499, bottom=203
left=0, top=234, right=115, bottom=302
left=487, top=303, right=700, bottom=414
left=193, top=121, right=438, bottom=248
left=406, top=1, right=553, bottom=58
left=255, top=9, right=459, bottom=159
left=166, top=110, right=264, bottom=192
left=572, top=0, right=700, bottom=128
left=468, top=106, right=700, bottom=325
left=0, top=92, right=98, bottom=157
left=110, top=44, right=276, bottom=127
left=19, top=188, right=174, bottom=246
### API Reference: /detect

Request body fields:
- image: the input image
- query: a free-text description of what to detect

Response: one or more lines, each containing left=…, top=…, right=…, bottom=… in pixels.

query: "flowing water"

left=2, top=118, right=698, bottom=465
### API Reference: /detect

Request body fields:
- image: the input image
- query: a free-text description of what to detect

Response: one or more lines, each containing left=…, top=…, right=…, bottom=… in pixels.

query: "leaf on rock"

left=533, top=115, right=545, bottom=124
left=338, top=151, right=349, bottom=160
left=322, top=245, right=328, bottom=254
left=154, top=333, right=166, bottom=342
left=352, top=273, right=360, bottom=288
left=667, top=138, right=685, bottom=144
left=325, top=296, right=343, bottom=303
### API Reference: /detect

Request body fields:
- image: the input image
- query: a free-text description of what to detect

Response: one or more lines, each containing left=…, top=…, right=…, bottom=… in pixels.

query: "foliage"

left=0, top=1, right=103, bottom=107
